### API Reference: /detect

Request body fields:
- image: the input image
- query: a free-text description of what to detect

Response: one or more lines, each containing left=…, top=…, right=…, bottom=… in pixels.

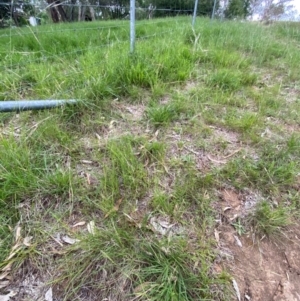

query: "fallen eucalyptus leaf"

left=72, top=221, right=86, bottom=228
left=234, top=235, right=243, bottom=248
left=45, top=287, right=53, bottom=301
left=61, top=235, right=80, bottom=245
left=214, top=229, right=220, bottom=244
left=87, top=221, right=95, bottom=235
left=232, top=279, right=241, bottom=301
left=23, top=236, right=33, bottom=247
left=80, top=160, right=93, bottom=165
left=15, top=226, right=21, bottom=242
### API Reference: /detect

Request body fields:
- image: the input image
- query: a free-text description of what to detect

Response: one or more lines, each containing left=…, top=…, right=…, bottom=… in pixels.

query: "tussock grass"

left=0, top=17, right=300, bottom=300
left=247, top=201, right=291, bottom=237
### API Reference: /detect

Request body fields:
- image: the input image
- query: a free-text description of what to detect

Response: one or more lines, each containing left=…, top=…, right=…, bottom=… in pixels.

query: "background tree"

left=224, top=0, right=251, bottom=18
left=145, top=0, right=219, bottom=17
left=251, top=0, right=294, bottom=21
left=0, top=0, right=10, bottom=27
left=198, top=0, right=219, bottom=16
left=0, top=0, right=34, bottom=27
left=224, top=0, right=244, bottom=18
left=46, top=0, right=67, bottom=22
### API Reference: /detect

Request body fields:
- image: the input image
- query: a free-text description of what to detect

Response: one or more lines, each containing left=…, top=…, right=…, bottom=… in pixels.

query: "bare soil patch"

left=217, top=224, right=300, bottom=301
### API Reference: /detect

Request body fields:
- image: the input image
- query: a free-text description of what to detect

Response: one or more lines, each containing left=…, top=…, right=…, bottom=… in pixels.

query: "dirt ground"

left=215, top=190, right=300, bottom=301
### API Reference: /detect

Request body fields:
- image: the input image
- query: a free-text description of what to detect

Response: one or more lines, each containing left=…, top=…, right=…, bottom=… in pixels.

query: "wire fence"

left=0, top=0, right=206, bottom=69
left=3, top=0, right=298, bottom=104
left=0, top=0, right=220, bottom=104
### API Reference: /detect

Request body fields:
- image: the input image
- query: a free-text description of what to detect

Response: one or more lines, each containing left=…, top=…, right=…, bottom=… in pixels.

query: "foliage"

left=224, top=0, right=251, bottom=19
left=0, top=0, right=34, bottom=27
left=248, top=201, right=290, bottom=237
left=252, top=0, right=295, bottom=21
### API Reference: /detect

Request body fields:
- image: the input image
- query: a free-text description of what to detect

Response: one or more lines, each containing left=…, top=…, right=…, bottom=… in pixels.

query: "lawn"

left=0, top=17, right=299, bottom=300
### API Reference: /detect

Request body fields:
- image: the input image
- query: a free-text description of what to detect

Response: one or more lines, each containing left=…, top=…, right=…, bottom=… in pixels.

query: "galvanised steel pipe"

left=0, top=99, right=78, bottom=112
left=130, top=0, right=136, bottom=54
left=192, top=0, right=199, bottom=28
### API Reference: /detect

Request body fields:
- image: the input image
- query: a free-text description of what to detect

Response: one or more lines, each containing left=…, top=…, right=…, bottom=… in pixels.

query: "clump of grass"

left=0, top=136, right=70, bottom=202
left=207, top=69, right=256, bottom=91
left=147, top=104, right=179, bottom=126
left=247, top=201, right=290, bottom=237
left=92, top=135, right=148, bottom=215
left=224, top=110, right=261, bottom=132
left=218, top=142, right=298, bottom=193
left=146, top=96, right=192, bottom=127
left=0, top=135, right=73, bottom=264
left=54, top=225, right=135, bottom=300
left=137, top=238, right=211, bottom=301
left=55, top=225, right=220, bottom=301
left=140, top=140, right=166, bottom=162
left=150, top=192, right=172, bottom=214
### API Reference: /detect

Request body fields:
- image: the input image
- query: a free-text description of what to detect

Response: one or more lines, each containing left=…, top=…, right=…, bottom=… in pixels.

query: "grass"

left=0, top=16, right=300, bottom=300
left=247, top=201, right=291, bottom=237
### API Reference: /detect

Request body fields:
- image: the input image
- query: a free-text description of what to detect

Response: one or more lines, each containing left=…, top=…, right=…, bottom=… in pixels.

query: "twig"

left=222, top=148, right=242, bottom=159
left=50, top=235, right=64, bottom=247
left=207, top=155, right=226, bottom=164
left=183, top=146, right=200, bottom=156
left=270, top=281, right=282, bottom=301
left=207, top=148, right=242, bottom=164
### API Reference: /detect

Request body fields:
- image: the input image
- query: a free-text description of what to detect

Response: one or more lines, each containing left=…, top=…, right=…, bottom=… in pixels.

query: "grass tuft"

left=247, top=201, right=290, bottom=237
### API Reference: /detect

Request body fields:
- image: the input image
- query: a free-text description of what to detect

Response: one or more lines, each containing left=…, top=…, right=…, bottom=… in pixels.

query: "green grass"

left=0, top=17, right=300, bottom=300
left=247, top=201, right=291, bottom=237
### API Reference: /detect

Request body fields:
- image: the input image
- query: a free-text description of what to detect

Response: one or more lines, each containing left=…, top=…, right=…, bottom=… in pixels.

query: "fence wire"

left=0, top=18, right=185, bottom=38
left=0, top=1, right=200, bottom=103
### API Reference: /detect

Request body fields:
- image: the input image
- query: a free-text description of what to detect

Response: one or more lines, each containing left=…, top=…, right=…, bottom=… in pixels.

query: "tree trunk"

left=89, top=6, right=96, bottom=20
left=12, top=10, right=19, bottom=26
left=80, top=5, right=86, bottom=21
left=86, top=0, right=95, bottom=20
left=54, top=0, right=68, bottom=21
left=47, top=0, right=68, bottom=22
left=78, top=4, right=81, bottom=21
left=70, top=0, right=76, bottom=21
left=50, top=7, right=59, bottom=22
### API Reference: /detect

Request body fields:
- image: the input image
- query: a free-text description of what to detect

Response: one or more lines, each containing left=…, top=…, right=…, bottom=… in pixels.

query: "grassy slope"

left=0, top=17, right=299, bottom=300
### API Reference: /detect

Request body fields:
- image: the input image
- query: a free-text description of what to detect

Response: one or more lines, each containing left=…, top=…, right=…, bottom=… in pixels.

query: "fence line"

left=0, top=2, right=194, bottom=10
left=0, top=1, right=197, bottom=103
left=0, top=17, right=188, bottom=39
left=130, top=0, right=135, bottom=53
left=0, top=28, right=178, bottom=71
left=0, top=0, right=198, bottom=69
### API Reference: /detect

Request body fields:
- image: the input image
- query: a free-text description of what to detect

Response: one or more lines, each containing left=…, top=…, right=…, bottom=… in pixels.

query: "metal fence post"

left=130, top=0, right=135, bottom=53
left=211, top=0, right=217, bottom=20
left=192, top=0, right=199, bottom=28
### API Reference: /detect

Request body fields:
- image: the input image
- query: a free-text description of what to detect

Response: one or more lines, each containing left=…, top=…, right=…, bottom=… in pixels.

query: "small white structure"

left=29, top=16, right=37, bottom=26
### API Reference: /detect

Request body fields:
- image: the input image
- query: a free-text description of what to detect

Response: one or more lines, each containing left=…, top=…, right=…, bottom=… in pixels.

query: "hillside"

left=0, top=17, right=300, bottom=300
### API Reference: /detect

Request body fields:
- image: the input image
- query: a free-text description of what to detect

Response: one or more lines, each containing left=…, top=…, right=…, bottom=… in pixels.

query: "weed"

left=94, top=135, right=148, bottom=215
left=141, top=140, right=166, bottom=162
left=55, top=227, right=218, bottom=301
left=207, top=69, right=256, bottom=92
left=248, top=201, right=290, bottom=237
left=137, top=238, right=210, bottom=301
left=147, top=104, right=179, bottom=125
left=231, top=219, right=246, bottom=236
left=219, top=151, right=297, bottom=193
